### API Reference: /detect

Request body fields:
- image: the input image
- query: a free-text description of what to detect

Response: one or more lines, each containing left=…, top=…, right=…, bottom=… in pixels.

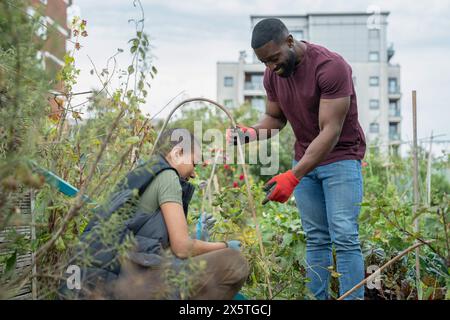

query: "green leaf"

left=327, top=266, right=342, bottom=278
left=128, top=65, right=135, bottom=75
left=125, top=136, right=140, bottom=145
left=139, top=47, right=145, bottom=58
left=330, top=270, right=342, bottom=278
left=282, top=233, right=293, bottom=247
left=422, top=284, right=434, bottom=300
left=64, top=55, right=75, bottom=65
left=4, top=251, right=17, bottom=276
left=55, top=237, right=66, bottom=251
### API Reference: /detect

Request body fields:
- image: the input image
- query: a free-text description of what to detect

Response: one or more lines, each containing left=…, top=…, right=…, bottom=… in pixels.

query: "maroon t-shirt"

left=264, top=41, right=366, bottom=166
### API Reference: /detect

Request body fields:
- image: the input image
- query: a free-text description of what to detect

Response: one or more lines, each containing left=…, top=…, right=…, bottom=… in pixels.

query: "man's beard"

left=276, top=50, right=297, bottom=78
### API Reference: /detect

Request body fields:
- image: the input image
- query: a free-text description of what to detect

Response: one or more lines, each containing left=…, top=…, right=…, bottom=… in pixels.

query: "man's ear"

left=287, top=34, right=294, bottom=47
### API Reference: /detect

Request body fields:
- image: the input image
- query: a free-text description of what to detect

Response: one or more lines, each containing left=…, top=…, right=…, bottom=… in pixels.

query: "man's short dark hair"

left=251, top=18, right=289, bottom=49
left=154, top=128, right=200, bottom=156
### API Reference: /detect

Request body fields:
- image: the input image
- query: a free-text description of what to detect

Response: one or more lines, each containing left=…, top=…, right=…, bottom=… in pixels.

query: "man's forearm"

left=252, top=114, right=286, bottom=140
left=292, top=127, right=340, bottom=180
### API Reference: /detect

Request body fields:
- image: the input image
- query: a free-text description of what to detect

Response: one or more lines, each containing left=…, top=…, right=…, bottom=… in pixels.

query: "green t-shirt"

left=137, top=169, right=183, bottom=213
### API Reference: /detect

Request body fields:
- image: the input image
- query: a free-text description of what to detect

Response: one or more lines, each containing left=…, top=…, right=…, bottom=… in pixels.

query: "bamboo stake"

left=30, top=189, right=37, bottom=300
left=200, top=150, right=221, bottom=215
left=426, top=131, right=433, bottom=207
left=235, top=129, right=273, bottom=299
left=412, top=90, right=422, bottom=299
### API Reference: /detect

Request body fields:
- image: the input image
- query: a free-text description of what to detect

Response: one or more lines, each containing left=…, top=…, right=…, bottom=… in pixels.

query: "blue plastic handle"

left=29, top=160, right=92, bottom=203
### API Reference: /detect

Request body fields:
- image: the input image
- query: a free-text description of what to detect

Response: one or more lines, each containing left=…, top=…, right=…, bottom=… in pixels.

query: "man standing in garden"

left=228, top=18, right=366, bottom=300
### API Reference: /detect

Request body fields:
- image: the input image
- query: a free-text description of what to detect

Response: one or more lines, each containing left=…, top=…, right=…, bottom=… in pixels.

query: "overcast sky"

left=70, top=0, right=450, bottom=155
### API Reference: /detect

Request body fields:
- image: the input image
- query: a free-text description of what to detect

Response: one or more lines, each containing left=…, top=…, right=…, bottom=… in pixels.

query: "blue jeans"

left=292, top=159, right=364, bottom=300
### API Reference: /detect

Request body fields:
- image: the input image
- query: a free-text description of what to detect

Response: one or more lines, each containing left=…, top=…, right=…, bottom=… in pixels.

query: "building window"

left=37, top=16, right=47, bottom=40
left=390, top=145, right=399, bottom=157
left=369, top=99, right=379, bottom=110
left=369, top=29, right=380, bottom=39
left=389, top=100, right=400, bottom=116
left=369, top=122, right=379, bottom=134
left=369, top=76, right=379, bottom=87
left=244, top=73, right=263, bottom=90
left=388, top=78, right=398, bottom=93
left=224, top=76, right=233, bottom=87
left=36, top=51, right=45, bottom=69
left=26, top=7, right=35, bottom=17
left=251, top=97, right=265, bottom=112
left=223, top=99, right=234, bottom=108
left=389, top=123, right=400, bottom=140
left=27, top=7, right=47, bottom=40
left=245, top=96, right=265, bottom=112
left=291, top=30, right=304, bottom=40
left=369, top=51, right=379, bottom=62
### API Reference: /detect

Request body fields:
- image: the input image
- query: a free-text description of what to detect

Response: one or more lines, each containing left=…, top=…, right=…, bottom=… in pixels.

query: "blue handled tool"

left=28, top=160, right=92, bottom=203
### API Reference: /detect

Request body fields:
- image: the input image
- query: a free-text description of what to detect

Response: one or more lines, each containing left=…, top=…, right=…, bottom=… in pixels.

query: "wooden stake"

left=412, top=90, right=422, bottom=299
left=426, top=132, right=433, bottom=207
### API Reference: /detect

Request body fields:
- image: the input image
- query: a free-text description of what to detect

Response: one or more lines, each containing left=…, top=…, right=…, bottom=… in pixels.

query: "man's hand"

left=226, top=125, right=257, bottom=145
left=196, top=213, right=216, bottom=241
left=262, top=170, right=300, bottom=204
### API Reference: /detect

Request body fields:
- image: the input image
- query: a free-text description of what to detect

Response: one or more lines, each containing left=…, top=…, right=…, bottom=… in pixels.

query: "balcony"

left=388, top=78, right=401, bottom=100
left=388, top=87, right=401, bottom=100
left=389, top=132, right=401, bottom=141
left=388, top=85, right=401, bottom=94
left=389, top=108, right=401, bottom=122
left=389, top=108, right=400, bottom=116
left=244, top=82, right=264, bottom=91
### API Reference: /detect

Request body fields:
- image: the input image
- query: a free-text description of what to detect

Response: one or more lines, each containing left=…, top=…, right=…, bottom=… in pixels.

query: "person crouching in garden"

left=62, top=128, right=248, bottom=300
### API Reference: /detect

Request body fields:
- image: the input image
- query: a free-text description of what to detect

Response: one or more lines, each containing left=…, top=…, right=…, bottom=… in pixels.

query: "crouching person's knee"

left=222, top=248, right=249, bottom=285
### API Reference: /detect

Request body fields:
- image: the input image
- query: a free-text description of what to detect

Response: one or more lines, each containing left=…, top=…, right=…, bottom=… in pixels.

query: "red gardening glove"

left=226, top=125, right=257, bottom=145
left=262, top=170, right=299, bottom=204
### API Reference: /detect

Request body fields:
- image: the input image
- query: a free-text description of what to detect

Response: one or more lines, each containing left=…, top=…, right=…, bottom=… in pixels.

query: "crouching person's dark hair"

left=154, top=128, right=200, bottom=156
